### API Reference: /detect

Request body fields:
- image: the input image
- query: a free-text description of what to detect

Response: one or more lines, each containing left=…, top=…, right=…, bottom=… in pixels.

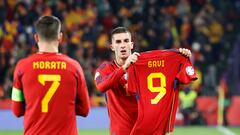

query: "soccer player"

left=127, top=49, right=197, bottom=135
left=94, top=27, right=192, bottom=135
left=11, top=16, right=90, bottom=135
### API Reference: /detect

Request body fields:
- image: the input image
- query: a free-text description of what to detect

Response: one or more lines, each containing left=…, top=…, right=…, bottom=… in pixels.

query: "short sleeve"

left=176, top=58, right=198, bottom=84
left=127, top=65, right=138, bottom=94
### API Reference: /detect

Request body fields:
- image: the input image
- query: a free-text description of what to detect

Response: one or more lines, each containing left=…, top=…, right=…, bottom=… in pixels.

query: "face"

left=110, top=32, right=133, bottom=61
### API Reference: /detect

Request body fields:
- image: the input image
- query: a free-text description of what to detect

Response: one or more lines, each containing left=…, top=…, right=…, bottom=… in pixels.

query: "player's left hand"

left=179, top=48, right=192, bottom=57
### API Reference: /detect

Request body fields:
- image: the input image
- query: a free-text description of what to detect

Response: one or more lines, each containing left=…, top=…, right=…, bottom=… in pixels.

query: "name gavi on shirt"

left=148, top=60, right=165, bottom=68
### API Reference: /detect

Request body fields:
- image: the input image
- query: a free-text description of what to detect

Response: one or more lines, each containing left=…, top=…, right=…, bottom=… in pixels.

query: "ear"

left=34, top=34, right=39, bottom=43
left=130, top=41, right=134, bottom=49
left=58, top=32, right=63, bottom=43
left=110, top=44, right=115, bottom=51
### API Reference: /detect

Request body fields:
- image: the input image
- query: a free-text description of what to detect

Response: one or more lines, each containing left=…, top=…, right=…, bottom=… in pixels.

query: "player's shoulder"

left=95, top=61, right=114, bottom=81
left=163, top=49, right=189, bottom=60
left=96, top=61, right=113, bottom=71
left=60, top=54, right=81, bottom=68
left=15, top=54, right=36, bottom=67
left=141, top=49, right=189, bottom=62
left=139, top=49, right=180, bottom=58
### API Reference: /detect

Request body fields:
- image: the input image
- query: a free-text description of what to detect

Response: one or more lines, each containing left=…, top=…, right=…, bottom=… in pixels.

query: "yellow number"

left=38, top=74, right=61, bottom=112
left=147, top=72, right=166, bottom=104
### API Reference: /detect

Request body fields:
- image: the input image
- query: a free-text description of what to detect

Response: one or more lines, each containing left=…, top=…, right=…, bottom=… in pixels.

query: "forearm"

left=11, top=87, right=25, bottom=117
left=11, top=101, right=25, bottom=117
left=75, top=92, right=90, bottom=117
left=75, top=103, right=90, bottom=117
left=95, top=67, right=125, bottom=92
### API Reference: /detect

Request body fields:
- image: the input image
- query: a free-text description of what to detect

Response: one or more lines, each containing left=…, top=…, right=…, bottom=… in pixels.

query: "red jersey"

left=94, top=61, right=138, bottom=135
left=127, top=50, right=197, bottom=135
left=11, top=52, right=90, bottom=135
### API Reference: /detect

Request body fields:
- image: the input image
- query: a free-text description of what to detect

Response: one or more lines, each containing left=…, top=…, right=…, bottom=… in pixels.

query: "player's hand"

left=122, top=52, right=140, bottom=70
left=179, top=48, right=192, bottom=57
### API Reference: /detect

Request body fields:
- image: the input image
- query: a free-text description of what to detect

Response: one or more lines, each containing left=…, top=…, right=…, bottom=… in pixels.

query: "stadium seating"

left=196, top=97, right=218, bottom=125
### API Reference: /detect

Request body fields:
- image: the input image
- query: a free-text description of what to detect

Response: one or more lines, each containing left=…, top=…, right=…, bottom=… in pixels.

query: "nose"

left=121, top=45, right=125, bottom=49
left=120, top=42, right=126, bottom=48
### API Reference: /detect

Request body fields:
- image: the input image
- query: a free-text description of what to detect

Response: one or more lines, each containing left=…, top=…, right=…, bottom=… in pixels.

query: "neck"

left=38, top=41, right=59, bottom=53
left=115, top=58, right=126, bottom=66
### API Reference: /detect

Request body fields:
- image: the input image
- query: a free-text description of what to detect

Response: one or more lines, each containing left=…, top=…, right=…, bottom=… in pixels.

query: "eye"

left=116, top=40, right=121, bottom=44
left=124, top=39, right=129, bottom=43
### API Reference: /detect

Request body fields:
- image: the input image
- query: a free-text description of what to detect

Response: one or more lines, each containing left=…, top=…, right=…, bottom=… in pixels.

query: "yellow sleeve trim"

left=11, top=87, right=24, bottom=102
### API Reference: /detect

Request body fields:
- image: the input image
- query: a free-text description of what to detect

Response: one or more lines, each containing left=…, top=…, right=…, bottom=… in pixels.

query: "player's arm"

left=95, top=53, right=140, bottom=92
left=11, top=64, right=25, bottom=117
left=94, top=64, right=125, bottom=92
left=122, top=52, right=140, bottom=70
left=75, top=65, right=90, bottom=117
left=11, top=87, right=25, bottom=117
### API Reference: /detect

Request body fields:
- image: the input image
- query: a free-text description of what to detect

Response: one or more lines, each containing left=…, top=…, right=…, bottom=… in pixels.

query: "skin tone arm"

left=122, top=52, right=140, bottom=71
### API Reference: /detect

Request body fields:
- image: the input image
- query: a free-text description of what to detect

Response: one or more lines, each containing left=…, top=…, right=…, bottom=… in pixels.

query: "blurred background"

left=0, top=0, right=240, bottom=134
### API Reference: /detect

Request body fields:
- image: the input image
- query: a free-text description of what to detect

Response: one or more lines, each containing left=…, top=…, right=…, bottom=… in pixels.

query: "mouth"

left=120, top=50, right=126, bottom=53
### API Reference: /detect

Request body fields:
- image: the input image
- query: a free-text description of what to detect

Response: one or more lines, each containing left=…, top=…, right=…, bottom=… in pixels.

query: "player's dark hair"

left=110, top=27, right=131, bottom=42
left=35, top=16, right=61, bottom=41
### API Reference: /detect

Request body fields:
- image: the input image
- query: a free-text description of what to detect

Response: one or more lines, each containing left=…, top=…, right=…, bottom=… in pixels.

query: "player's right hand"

left=122, top=52, right=140, bottom=70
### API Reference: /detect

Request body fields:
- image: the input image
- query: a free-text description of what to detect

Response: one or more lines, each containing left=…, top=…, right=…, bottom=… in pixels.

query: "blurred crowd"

left=0, top=0, right=240, bottom=108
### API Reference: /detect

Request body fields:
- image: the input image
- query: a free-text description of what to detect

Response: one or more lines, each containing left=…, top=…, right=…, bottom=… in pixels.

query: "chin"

left=121, top=56, right=128, bottom=60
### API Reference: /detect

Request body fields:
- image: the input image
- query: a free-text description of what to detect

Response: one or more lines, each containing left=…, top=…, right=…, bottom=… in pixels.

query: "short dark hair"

left=111, top=27, right=131, bottom=41
left=35, top=16, right=61, bottom=41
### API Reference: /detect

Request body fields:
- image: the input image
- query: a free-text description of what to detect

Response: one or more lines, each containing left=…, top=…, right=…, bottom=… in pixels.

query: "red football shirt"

left=11, top=52, right=90, bottom=135
left=95, top=61, right=138, bottom=135
left=127, top=50, right=197, bottom=135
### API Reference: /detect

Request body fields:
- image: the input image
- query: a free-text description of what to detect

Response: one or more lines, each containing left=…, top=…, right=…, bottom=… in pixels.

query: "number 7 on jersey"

left=38, top=74, right=61, bottom=112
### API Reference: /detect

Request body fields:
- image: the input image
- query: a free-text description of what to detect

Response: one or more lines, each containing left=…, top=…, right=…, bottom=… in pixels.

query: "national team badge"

left=186, top=66, right=194, bottom=75
left=94, top=72, right=100, bottom=80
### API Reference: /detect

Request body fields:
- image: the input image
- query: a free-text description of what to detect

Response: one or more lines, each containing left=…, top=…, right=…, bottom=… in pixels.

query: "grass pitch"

left=0, top=126, right=239, bottom=135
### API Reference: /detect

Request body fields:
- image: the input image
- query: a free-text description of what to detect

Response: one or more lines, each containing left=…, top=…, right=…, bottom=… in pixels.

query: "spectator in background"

left=0, top=0, right=238, bottom=108
left=0, top=1, right=6, bottom=25
left=0, top=46, right=6, bottom=98
left=179, top=86, right=204, bottom=125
